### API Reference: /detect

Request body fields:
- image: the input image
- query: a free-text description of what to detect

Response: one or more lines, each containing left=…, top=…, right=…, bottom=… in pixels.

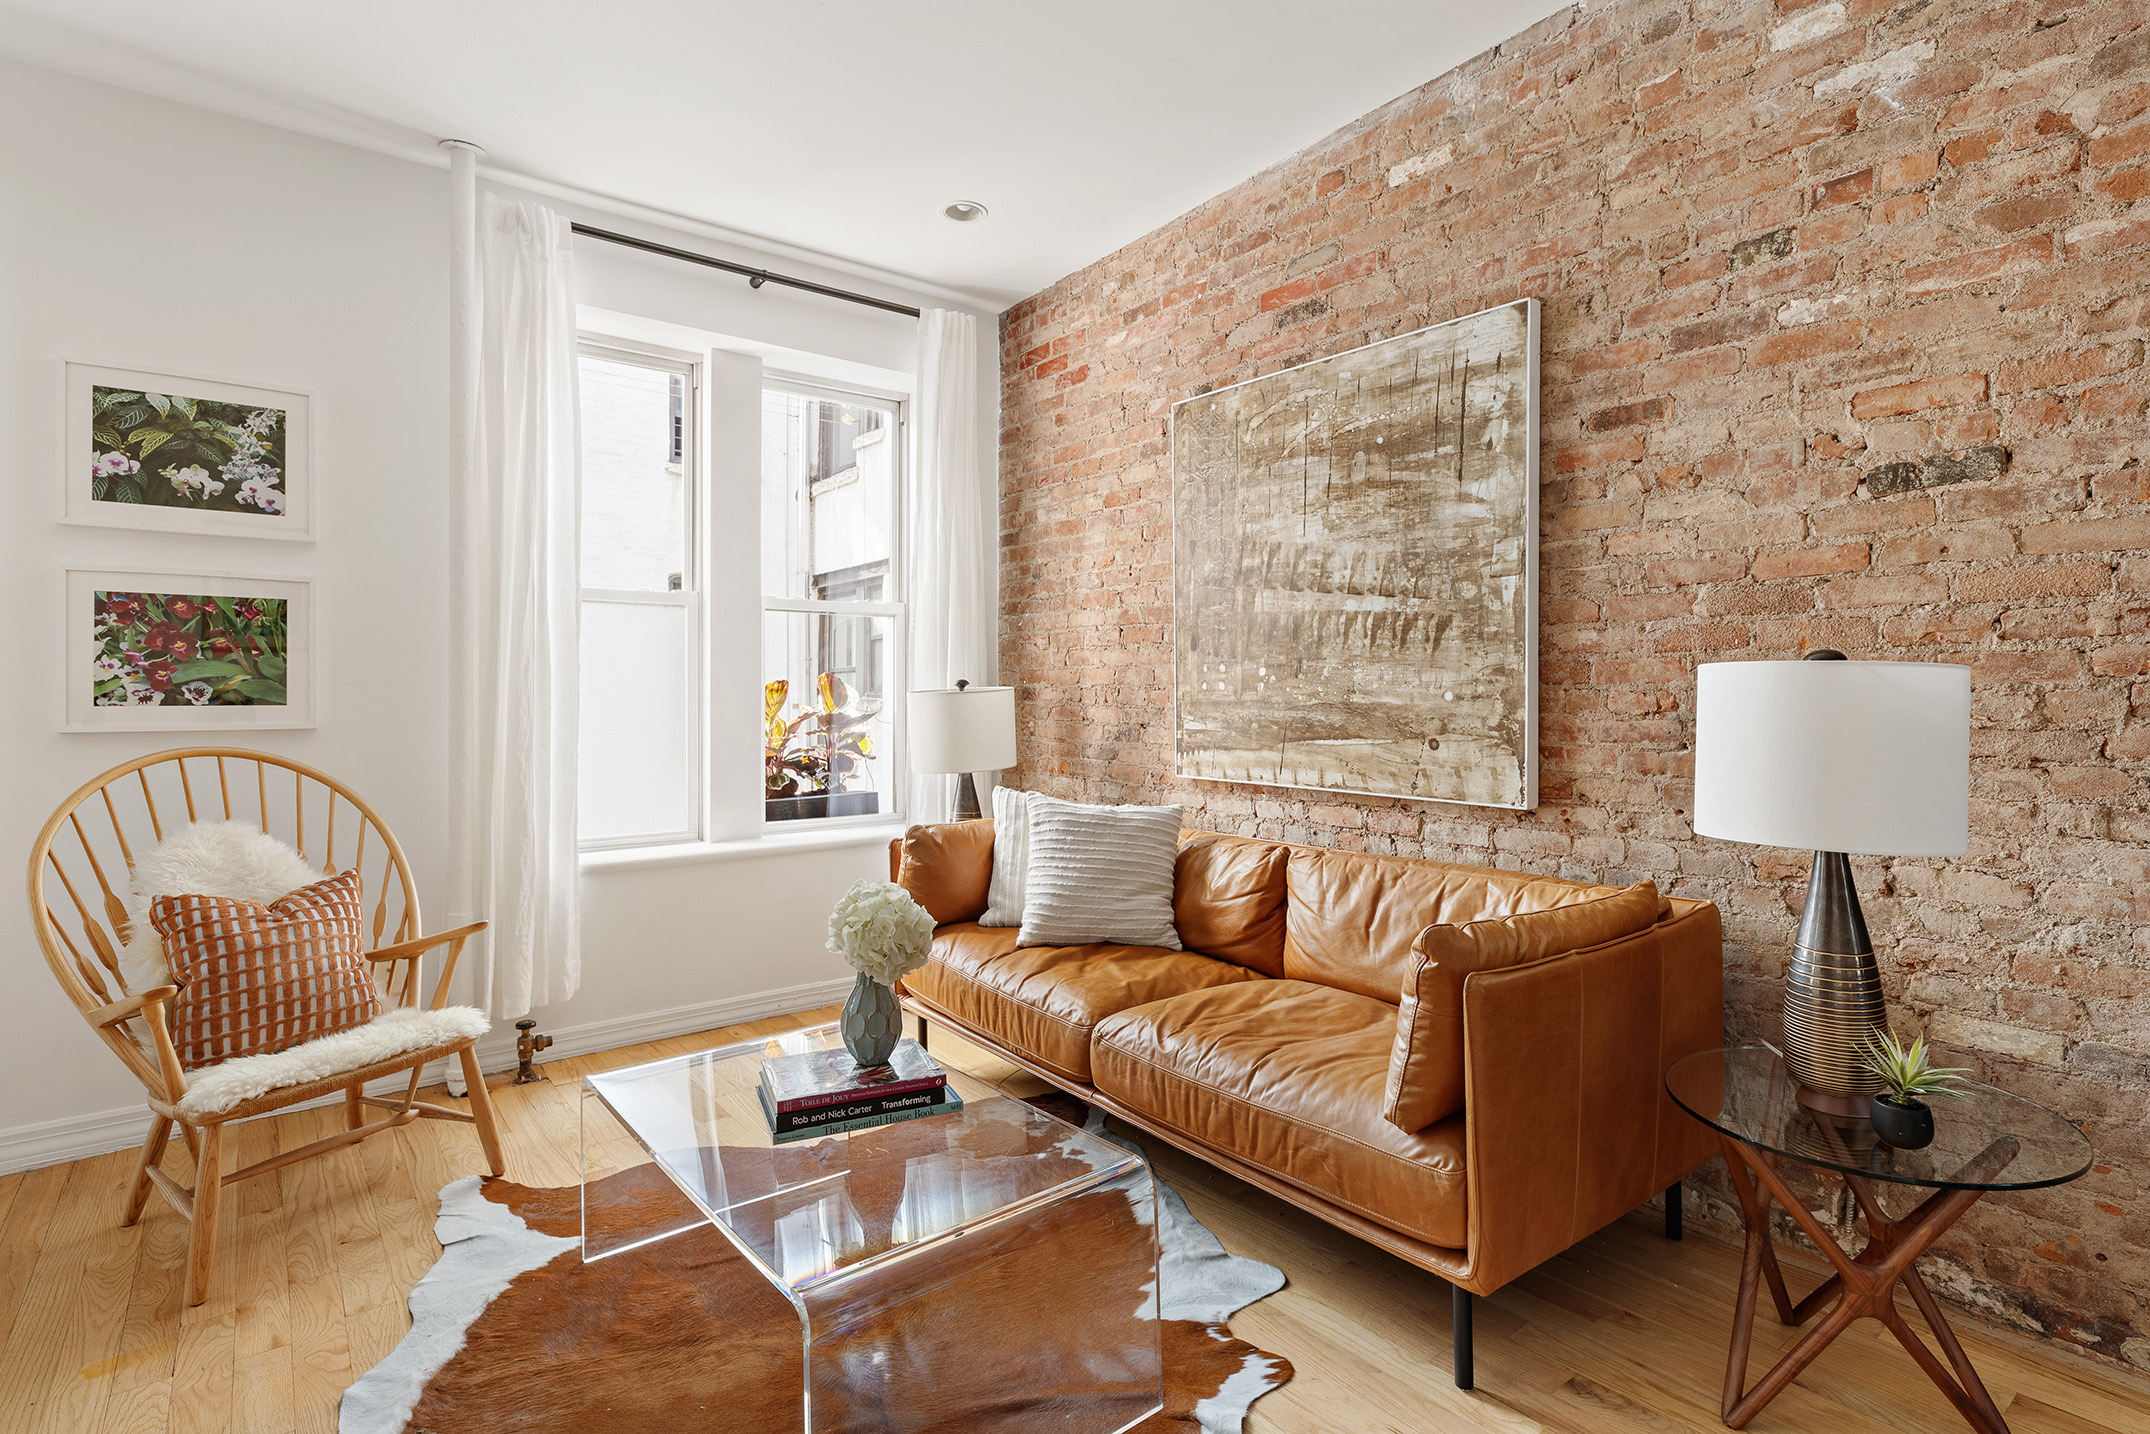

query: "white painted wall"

left=0, top=58, right=1000, bottom=1172
left=0, top=57, right=452, bottom=1166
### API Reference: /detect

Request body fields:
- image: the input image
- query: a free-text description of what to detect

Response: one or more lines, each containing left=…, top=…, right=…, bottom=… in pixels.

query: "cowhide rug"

left=341, top=1102, right=1291, bottom=1433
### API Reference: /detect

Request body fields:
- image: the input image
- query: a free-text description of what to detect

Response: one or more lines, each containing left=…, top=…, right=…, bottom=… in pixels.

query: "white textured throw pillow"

left=979, top=785, right=1029, bottom=927
left=1016, top=793, right=1183, bottom=949
left=118, top=821, right=325, bottom=992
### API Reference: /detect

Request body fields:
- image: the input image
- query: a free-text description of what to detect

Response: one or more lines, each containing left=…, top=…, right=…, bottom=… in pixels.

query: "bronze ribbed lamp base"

left=1783, top=852, right=1886, bottom=1114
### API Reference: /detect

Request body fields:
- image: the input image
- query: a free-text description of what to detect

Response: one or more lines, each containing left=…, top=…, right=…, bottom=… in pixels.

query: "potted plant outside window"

left=765, top=673, right=881, bottom=821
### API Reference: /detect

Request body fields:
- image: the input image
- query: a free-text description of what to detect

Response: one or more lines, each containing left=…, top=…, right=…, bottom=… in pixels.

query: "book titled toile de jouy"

left=759, top=1037, right=947, bottom=1122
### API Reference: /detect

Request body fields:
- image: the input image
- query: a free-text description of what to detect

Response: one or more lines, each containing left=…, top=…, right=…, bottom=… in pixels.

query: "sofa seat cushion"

left=1091, top=981, right=1466, bottom=1249
left=903, top=923, right=1263, bottom=1083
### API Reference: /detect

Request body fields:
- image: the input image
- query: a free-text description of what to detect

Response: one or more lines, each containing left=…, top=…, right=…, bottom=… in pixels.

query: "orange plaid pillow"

left=152, top=869, right=382, bottom=1071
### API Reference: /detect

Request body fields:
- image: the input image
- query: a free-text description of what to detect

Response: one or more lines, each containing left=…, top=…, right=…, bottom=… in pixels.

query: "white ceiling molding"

left=0, top=0, right=1575, bottom=308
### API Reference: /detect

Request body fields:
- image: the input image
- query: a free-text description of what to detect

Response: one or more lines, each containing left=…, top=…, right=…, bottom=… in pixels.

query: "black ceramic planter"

left=1870, top=1094, right=1935, bottom=1150
left=765, top=791, right=881, bottom=823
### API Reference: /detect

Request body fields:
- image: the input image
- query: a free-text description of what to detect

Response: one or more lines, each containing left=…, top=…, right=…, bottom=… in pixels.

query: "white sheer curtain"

left=906, top=309, right=997, bottom=824
left=446, top=172, right=582, bottom=1017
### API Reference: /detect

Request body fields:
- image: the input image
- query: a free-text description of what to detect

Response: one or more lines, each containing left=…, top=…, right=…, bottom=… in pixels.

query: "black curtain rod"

left=570, top=223, right=922, bottom=319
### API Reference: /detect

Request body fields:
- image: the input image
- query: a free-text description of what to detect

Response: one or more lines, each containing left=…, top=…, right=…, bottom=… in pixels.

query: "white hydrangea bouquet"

left=827, top=880, right=935, bottom=986
left=827, top=880, right=935, bottom=1066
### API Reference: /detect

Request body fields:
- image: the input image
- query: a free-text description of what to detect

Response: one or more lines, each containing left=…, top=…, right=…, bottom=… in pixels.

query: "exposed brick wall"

left=998, top=0, right=2150, bottom=1370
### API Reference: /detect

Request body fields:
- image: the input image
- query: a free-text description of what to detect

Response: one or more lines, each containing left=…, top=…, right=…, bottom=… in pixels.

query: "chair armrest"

left=366, top=921, right=489, bottom=962
left=1457, top=901, right=1723, bottom=1293
left=136, top=989, right=191, bottom=1106
left=365, top=921, right=488, bottom=1010
left=88, top=984, right=180, bottom=1028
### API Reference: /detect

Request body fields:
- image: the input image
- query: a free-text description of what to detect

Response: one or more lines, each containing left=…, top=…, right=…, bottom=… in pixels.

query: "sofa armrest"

left=892, top=819, right=996, bottom=925
left=1457, top=900, right=1722, bottom=1293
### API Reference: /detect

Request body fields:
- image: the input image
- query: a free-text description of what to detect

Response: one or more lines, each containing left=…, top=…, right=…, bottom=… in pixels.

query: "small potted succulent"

left=1860, top=1029, right=1970, bottom=1150
left=825, top=879, right=935, bottom=1068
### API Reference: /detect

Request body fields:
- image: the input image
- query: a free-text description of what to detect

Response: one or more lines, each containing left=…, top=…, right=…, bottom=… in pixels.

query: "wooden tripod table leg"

left=1715, top=1133, right=2019, bottom=1434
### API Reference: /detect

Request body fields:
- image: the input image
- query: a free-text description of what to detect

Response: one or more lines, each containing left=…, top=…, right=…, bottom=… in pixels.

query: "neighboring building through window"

left=577, top=346, right=698, bottom=847
left=760, top=386, right=901, bottom=825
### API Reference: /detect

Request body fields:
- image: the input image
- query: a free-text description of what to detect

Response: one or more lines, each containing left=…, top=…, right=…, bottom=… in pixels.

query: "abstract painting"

left=1171, top=299, right=1538, bottom=810
left=62, top=361, right=312, bottom=540
left=66, top=569, right=313, bottom=731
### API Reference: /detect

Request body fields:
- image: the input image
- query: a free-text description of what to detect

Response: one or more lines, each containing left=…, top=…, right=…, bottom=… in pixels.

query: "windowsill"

left=579, top=821, right=907, bottom=873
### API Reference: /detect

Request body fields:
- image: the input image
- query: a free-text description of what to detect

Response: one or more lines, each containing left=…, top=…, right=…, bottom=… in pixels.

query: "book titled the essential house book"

left=758, top=1039, right=954, bottom=1140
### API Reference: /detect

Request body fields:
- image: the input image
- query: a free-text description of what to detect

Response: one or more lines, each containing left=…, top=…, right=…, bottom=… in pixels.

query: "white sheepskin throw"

left=177, top=1006, right=491, bottom=1118
left=118, top=820, right=324, bottom=991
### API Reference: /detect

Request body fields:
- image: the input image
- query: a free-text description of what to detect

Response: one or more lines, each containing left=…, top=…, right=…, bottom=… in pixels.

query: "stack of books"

left=756, top=1039, right=961, bottom=1144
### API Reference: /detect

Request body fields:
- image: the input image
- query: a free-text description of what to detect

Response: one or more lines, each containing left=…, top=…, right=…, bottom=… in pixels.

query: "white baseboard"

left=466, top=975, right=854, bottom=1075
left=0, top=1105, right=157, bottom=1179
left=0, top=977, right=853, bottom=1178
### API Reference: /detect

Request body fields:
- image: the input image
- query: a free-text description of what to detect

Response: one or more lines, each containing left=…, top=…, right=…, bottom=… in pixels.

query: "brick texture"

left=997, top=0, right=2150, bottom=1371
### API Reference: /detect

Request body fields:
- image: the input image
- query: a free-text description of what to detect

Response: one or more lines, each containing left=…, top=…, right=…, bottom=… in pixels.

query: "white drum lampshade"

left=1694, top=656, right=1970, bottom=1109
left=910, top=682, right=1016, bottom=823
left=1694, top=659, right=1970, bottom=857
left=909, top=683, right=1017, bottom=775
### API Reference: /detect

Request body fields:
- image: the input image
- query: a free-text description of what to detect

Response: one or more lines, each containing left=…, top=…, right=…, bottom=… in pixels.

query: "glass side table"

left=581, top=1022, right=1164, bottom=1434
left=1667, top=1045, right=2093, bottom=1434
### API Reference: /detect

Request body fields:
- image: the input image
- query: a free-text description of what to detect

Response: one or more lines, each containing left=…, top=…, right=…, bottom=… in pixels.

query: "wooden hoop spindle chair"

left=26, top=747, right=506, bottom=1305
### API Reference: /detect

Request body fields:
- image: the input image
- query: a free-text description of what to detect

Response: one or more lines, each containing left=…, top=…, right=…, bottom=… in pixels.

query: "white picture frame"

left=60, top=360, right=314, bottom=541
left=64, top=568, right=316, bottom=732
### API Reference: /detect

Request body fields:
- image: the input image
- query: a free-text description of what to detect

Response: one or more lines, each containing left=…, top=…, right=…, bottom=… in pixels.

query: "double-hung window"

left=576, top=347, right=905, bottom=850
left=577, top=344, right=700, bottom=847
left=759, top=383, right=903, bottom=825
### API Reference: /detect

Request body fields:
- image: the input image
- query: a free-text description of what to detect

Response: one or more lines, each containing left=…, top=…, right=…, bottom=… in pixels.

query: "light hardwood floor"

left=2, top=1009, right=2142, bottom=1434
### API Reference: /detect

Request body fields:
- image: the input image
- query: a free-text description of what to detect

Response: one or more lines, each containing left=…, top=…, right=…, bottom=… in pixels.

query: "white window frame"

left=761, top=374, right=907, bottom=833
left=576, top=339, right=705, bottom=852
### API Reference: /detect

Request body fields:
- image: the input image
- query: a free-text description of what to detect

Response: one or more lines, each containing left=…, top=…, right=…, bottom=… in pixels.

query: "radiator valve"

left=513, top=1019, right=553, bottom=1084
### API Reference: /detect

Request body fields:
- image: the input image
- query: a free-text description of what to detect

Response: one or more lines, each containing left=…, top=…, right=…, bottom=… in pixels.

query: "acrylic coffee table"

left=1667, top=1045, right=2093, bottom=1434
left=580, top=1021, right=1164, bottom=1434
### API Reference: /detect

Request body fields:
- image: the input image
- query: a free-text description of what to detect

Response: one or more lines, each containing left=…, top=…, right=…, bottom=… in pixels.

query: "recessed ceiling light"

left=943, top=201, right=989, bottom=223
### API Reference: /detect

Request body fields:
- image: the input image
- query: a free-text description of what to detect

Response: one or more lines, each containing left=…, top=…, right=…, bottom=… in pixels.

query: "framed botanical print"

left=65, top=569, right=315, bottom=731
left=61, top=361, right=313, bottom=540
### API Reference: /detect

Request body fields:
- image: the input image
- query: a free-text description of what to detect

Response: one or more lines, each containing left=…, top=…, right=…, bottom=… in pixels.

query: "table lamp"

left=1693, top=652, right=1971, bottom=1113
left=909, top=680, right=1017, bottom=821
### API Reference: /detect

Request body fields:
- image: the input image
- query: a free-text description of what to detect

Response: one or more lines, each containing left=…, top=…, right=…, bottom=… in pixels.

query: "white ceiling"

left=0, top=1, right=1568, bottom=308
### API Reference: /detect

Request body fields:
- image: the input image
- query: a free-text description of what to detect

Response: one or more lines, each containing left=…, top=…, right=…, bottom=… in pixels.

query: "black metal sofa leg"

left=1452, top=1283, right=1473, bottom=1390
left=1446, top=1180, right=1676, bottom=1393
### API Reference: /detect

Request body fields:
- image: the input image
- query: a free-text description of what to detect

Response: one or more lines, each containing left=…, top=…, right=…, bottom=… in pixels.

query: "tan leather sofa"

left=889, top=821, right=1723, bottom=1390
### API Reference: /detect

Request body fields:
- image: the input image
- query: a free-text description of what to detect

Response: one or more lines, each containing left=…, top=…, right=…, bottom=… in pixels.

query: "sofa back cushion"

left=1281, top=847, right=1632, bottom=1002
left=1173, top=833, right=1290, bottom=975
left=894, top=819, right=995, bottom=926
left=1382, top=881, right=1662, bottom=1131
